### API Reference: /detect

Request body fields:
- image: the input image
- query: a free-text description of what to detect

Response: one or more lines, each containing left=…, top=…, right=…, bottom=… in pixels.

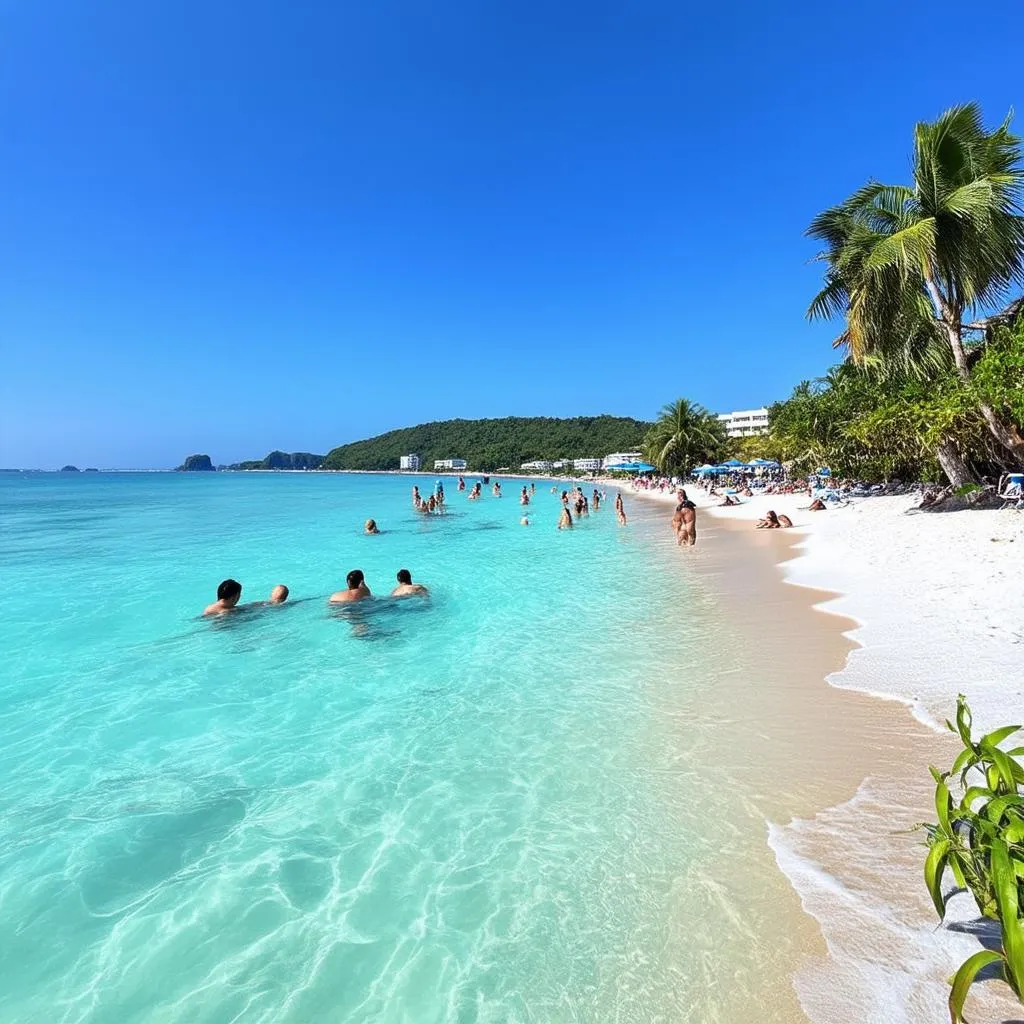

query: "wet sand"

left=628, top=496, right=961, bottom=1022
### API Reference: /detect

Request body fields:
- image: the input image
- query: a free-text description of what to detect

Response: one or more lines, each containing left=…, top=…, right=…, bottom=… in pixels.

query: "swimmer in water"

left=329, top=569, right=372, bottom=604
left=520, top=486, right=530, bottom=506
left=204, top=578, right=242, bottom=616
left=558, top=507, right=573, bottom=530
left=520, top=514, right=530, bottom=526
left=267, top=584, right=289, bottom=604
left=391, top=568, right=429, bottom=598
left=365, top=518, right=381, bottom=534
left=412, top=485, right=421, bottom=508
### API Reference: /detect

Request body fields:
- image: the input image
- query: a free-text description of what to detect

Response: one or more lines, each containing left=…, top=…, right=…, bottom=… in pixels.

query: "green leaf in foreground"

left=949, top=949, right=1003, bottom=1024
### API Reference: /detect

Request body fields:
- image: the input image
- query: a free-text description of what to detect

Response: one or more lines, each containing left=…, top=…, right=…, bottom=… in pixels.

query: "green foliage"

left=973, top=316, right=1024, bottom=428
left=230, top=451, right=324, bottom=471
left=642, top=399, right=728, bottom=475
left=759, top=358, right=999, bottom=483
left=806, top=102, right=1024, bottom=462
left=321, top=416, right=651, bottom=473
left=924, top=696, right=1024, bottom=1022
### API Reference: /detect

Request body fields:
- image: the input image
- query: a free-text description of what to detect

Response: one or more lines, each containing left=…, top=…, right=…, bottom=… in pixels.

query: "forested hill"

left=321, top=416, right=652, bottom=472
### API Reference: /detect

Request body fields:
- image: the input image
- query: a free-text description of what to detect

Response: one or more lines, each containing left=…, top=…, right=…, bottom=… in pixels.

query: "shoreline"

left=628, top=484, right=1023, bottom=1022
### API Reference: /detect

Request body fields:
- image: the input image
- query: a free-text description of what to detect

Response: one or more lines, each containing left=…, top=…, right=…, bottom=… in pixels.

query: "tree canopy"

left=321, top=416, right=652, bottom=472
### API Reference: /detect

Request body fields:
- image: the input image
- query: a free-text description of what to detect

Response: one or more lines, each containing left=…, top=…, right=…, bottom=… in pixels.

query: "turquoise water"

left=1, top=472, right=760, bottom=1023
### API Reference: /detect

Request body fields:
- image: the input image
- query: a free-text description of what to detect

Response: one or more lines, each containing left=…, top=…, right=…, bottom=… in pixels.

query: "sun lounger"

left=998, top=473, right=1024, bottom=510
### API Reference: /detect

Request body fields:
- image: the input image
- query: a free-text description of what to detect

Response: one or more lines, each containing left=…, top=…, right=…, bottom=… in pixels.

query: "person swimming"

left=204, top=578, right=242, bottom=616
left=267, top=584, right=289, bottom=604
left=493, top=482, right=502, bottom=497
left=391, top=568, right=429, bottom=598
left=329, top=569, right=372, bottom=604
left=457, top=476, right=466, bottom=491
left=365, top=518, right=381, bottom=534
left=520, top=486, right=530, bottom=506
left=520, top=514, right=530, bottom=526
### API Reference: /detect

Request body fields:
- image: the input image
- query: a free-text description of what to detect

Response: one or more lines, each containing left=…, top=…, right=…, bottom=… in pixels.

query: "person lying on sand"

left=330, top=569, right=372, bottom=604
left=719, top=494, right=740, bottom=507
left=808, top=498, right=827, bottom=511
left=755, top=511, right=792, bottom=529
left=267, top=584, right=289, bottom=604
left=204, top=578, right=242, bottom=616
left=391, top=568, right=429, bottom=598
left=742, top=486, right=753, bottom=497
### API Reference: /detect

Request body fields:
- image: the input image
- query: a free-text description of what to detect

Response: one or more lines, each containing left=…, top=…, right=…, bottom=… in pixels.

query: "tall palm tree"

left=643, top=399, right=727, bottom=475
left=807, top=103, right=1024, bottom=464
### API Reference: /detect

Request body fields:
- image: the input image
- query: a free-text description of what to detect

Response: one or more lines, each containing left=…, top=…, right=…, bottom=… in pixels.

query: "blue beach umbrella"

left=694, top=464, right=716, bottom=475
left=720, top=458, right=746, bottom=468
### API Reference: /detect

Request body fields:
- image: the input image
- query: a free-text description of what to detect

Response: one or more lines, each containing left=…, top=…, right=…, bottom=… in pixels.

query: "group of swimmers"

left=554, top=486, right=627, bottom=529
left=202, top=569, right=428, bottom=616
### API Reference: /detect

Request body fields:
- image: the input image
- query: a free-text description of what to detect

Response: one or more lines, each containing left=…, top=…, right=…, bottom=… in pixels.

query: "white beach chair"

left=997, top=473, right=1024, bottom=509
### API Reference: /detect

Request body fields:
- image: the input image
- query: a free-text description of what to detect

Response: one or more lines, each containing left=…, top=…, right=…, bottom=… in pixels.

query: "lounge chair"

left=998, top=473, right=1024, bottom=509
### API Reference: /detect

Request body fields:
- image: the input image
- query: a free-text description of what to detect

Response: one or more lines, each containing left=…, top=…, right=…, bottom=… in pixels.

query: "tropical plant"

left=807, top=103, right=1024, bottom=473
left=923, top=696, right=1024, bottom=1022
left=642, top=398, right=728, bottom=475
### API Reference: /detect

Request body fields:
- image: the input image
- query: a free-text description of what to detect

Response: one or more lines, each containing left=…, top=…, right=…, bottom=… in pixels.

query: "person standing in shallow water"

left=330, top=570, right=372, bottom=604
left=204, top=579, right=242, bottom=616
left=391, top=569, right=429, bottom=597
left=558, top=507, right=573, bottom=530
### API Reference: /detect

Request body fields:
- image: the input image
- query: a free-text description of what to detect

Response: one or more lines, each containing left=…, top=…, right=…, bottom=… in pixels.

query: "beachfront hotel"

left=717, top=408, right=769, bottom=437
left=399, top=454, right=420, bottom=471
left=602, top=451, right=643, bottom=468
left=572, top=458, right=603, bottom=471
left=521, top=459, right=552, bottom=471
left=433, top=458, right=467, bottom=470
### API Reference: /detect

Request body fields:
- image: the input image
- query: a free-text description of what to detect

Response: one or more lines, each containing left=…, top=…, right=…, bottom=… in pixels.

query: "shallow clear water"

left=1, top=472, right=760, bottom=1023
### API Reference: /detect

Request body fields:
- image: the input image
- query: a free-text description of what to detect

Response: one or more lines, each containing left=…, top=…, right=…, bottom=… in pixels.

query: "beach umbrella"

left=694, top=464, right=716, bottom=475
left=817, top=467, right=832, bottom=477
left=750, top=458, right=780, bottom=467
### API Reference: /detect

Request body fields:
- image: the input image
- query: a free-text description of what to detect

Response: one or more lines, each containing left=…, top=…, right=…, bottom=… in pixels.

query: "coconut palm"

left=643, top=399, right=728, bottom=475
left=807, top=103, right=1024, bottom=463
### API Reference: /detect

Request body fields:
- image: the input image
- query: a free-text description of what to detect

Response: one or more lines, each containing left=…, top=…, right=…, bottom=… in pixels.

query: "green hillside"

left=321, top=416, right=652, bottom=472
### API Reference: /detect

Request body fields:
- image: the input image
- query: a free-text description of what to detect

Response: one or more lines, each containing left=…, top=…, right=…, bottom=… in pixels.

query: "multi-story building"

left=716, top=408, right=770, bottom=438
left=602, top=451, right=643, bottom=468
left=521, top=460, right=553, bottom=471
left=399, top=454, right=420, bottom=471
left=433, top=458, right=468, bottom=470
left=572, top=458, right=603, bottom=472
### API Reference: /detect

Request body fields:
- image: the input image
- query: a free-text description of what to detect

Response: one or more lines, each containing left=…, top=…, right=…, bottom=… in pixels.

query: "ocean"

left=1, top=471, right=805, bottom=1023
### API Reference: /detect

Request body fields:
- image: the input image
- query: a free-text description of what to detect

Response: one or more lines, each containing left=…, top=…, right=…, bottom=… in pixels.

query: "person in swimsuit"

left=391, top=568, right=429, bottom=598
left=330, top=569, right=372, bottom=603
left=558, top=507, right=573, bottom=529
left=204, top=578, right=242, bottom=616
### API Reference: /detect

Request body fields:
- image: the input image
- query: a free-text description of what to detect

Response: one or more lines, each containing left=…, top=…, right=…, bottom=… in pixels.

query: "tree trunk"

left=929, top=294, right=1024, bottom=462
left=935, top=441, right=973, bottom=488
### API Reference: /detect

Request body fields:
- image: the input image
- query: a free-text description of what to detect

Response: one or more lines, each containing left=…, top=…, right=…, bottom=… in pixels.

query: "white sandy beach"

left=628, top=482, right=1024, bottom=1023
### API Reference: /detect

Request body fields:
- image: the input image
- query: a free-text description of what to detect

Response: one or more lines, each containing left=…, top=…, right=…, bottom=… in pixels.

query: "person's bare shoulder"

left=203, top=603, right=225, bottom=616
left=329, top=591, right=354, bottom=604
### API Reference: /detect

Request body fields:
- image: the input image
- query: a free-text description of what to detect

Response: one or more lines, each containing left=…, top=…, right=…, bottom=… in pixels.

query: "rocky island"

left=176, top=454, right=215, bottom=472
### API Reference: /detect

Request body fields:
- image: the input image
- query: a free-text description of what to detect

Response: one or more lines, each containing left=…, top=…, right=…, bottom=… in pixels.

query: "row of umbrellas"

left=693, top=458, right=781, bottom=475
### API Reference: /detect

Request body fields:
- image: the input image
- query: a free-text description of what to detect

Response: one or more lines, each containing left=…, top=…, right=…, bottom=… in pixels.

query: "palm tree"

left=807, top=103, right=1024, bottom=468
left=643, top=399, right=728, bottom=475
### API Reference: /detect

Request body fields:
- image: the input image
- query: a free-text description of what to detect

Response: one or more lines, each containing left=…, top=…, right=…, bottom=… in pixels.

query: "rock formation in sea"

left=176, top=454, right=216, bottom=472
left=60, top=465, right=80, bottom=472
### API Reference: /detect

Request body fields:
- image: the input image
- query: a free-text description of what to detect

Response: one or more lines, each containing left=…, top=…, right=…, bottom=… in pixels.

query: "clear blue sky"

left=2, top=1, right=1022, bottom=468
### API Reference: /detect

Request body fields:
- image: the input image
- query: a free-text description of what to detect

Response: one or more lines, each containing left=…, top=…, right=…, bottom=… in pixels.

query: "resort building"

left=399, top=454, right=420, bottom=471
left=602, top=451, right=643, bottom=469
left=716, top=408, right=770, bottom=437
left=572, top=458, right=603, bottom=472
left=521, top=459, right=553, bottom=471
left=434, top=458, right=467, bottom=470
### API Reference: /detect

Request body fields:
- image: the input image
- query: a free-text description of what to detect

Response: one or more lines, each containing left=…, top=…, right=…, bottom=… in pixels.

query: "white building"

left=521, top=459, right=552, bottom=471
left=434, top=458, right=467, bottom=470
left=399, top=454, right=420, bottom=471
left=551, top=460, right=568, bottom=470
left=572, top=458, right=603, bottom=472
left=602, top=451, right=643, bottom=469
left=717, top=408, right=770, bottom=438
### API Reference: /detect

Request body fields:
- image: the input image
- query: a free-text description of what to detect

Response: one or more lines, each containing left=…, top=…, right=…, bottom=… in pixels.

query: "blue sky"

left=2, top=1, right=1022, bottom=468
